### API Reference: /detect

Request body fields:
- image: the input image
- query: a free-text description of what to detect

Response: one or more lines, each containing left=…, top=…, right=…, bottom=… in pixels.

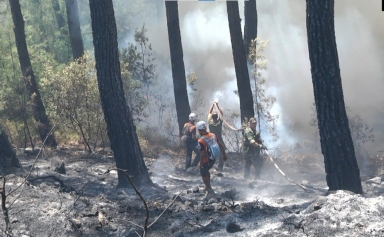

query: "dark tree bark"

left=65, top=0, right=84, bottom=60
left=227, top=1, right=255, bottom=121
left=89, top=0, right=151, bottom=187
left=0, top=124, right=20, bottom=169
left=165, top=1, right=191, bottom=135
left=244, top=0, right=257, bottom=58
left=9, top=0, right=57, bottom=147
left=306, top=0, right=362, bottom=194
left=52, top=0, right=66, bottom=29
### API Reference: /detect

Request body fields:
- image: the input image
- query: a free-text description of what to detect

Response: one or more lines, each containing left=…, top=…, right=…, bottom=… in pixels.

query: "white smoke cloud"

left=140, top=0, right=384, bottom=152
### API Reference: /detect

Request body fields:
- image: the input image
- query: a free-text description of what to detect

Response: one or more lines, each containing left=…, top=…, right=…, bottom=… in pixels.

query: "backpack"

left=182, top=123, right=193, bottom=137
left=181, top=123, right=195, bottom=144
left=200, top=133, right=222, bottom=160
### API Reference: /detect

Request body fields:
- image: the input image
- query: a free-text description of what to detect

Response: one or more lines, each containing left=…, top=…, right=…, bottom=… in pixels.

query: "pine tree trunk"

left=9, top=0, right=57, bottom=147
left=52, top=0, right=66, bottom=29
left=227, top=1, right=255, bottom=121
left=89, top=0, right=151, bottom=187
left=306, top=0, right=362, bottom=194
left=244, top=0, right=257, bottom=58
left=0, top=124, right=20, bottom=169
left=165, top=1, right=191, bottom=135
left=65, top=0, right=84, bottom=60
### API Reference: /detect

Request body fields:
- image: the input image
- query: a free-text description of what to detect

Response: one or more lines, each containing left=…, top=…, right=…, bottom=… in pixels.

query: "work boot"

left=185, top=157, right=192, bottom=170
left=204, top=189, right=216, bottom=201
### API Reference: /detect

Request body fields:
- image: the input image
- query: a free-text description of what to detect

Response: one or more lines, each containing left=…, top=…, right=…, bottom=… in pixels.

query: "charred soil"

left=1, top=146, right=384, bottom=237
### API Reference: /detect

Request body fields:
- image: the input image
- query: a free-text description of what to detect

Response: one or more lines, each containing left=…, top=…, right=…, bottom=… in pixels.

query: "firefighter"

left=242, top=117, right=267, bottom=180
left=181, top=113, right=200, bottom=169
left=208, top=102, right=226, bottom=171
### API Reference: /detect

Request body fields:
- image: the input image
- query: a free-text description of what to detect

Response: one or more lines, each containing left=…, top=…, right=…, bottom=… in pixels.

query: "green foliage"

left=21, top=0, right=70, bottom=63
left=119, top=25, right=180, bottom=143
left=40, top=52, right=106, bottom=152
left=120, top=25, right=157, bottom=121
left=120, top=59, right=148, bottom=122
left=0, top=0, right=161, bottom=149
left=0, top=6, right=39, bottom=148
left=0, top=75, right=37, bottom=148
left=123, top=25, right=156, bottom=86
left=249, top=39, right=279, bottom=141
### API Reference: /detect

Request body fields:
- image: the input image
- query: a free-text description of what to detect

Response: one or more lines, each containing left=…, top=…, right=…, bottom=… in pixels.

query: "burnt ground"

left=1, top=146, right=384, bottom=237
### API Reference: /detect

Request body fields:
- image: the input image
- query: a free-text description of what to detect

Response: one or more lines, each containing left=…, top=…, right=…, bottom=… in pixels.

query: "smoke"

left=111, top=0, right=383, bottom=153
left=150, top=154, right=175, bottom=185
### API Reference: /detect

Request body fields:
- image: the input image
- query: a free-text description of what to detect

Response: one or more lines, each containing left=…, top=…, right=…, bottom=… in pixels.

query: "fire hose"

left=213, top=103, right=315, bottom=192
left=264, top=149, right=311, bottom=192
left=213, top=103, right=243, bottom=131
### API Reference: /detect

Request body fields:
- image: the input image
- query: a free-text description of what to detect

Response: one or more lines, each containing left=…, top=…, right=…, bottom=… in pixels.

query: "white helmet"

left=196, top=121, right=207, bottom=130
left=189, top=113, right=197, bottom=121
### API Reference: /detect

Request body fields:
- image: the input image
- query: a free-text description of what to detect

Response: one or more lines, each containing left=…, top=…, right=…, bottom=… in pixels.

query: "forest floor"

left=1, top=144, right=384, bottom=237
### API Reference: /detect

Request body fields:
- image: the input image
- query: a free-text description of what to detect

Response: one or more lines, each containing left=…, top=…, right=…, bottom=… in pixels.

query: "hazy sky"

left=138, top=0, right=384, bottom=152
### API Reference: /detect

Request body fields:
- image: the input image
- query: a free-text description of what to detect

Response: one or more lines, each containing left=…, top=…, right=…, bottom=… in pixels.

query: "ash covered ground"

left=1, top=147, right=384, bottom=237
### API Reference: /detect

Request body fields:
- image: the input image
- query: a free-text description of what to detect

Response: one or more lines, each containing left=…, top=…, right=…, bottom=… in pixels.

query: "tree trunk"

left=244, top=0, right=257, bottom=59
left=0, top=124, right=20, bottom=169
left=227, top=1, right=255, bottom=122
left=65, top=0, right=84, bottom=60
left=9, top=0, right=57, bottom=147
left=165, top=1, right=191, bottom=135
left=52, top=0, right=66, bottom=29
left=306, top=0, right=362, bottom=194
left=89, top=0, right=151, bottom=187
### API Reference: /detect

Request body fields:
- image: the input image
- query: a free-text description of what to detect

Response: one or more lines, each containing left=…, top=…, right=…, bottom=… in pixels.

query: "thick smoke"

left=133, top=0, right=384, bottom=153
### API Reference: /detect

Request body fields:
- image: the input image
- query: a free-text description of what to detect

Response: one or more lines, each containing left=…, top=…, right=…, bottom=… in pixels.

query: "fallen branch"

left=67, top=185, right=85, bottom=215
left=104, top=169, right=183, bottom=237
left=1, top=177, right=12, bottom=236
left=147, top=191, right=183, bottom=228
left=0, top=126, right=55, bottom=236
left=183, top=219, right=203, bottom=227
left=127, top=220, right=143, bottom=229
left=26, top=175, right=74, bottom=193
left=0, top=227, right=12, bottom=237
left=281, top=214, right=308, bottom=236
left=105, top=168, right=149, bottom=237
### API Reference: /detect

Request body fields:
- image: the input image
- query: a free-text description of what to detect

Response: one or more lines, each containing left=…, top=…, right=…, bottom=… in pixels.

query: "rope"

left=214, top=104, right=243, bottom=131
left=264, top=150, right=311, bottom=192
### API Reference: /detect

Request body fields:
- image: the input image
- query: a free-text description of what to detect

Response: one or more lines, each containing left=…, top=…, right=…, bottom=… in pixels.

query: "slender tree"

left=306, top=0, right=362, bottom=194
left=227, top=1, right=254, bottom=121
left=244, top=0, right=257, bottom=59
left=165, top=1, right=191, bottom=135
left=52, top=0, right=66, bottom=29
left=9, top=0, right=57, bottom=147
left=88, top=0, right=151, bottom=187
left=65, top=0, right=84, bottom=60
left=0, top=123, right=20, bottom=169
